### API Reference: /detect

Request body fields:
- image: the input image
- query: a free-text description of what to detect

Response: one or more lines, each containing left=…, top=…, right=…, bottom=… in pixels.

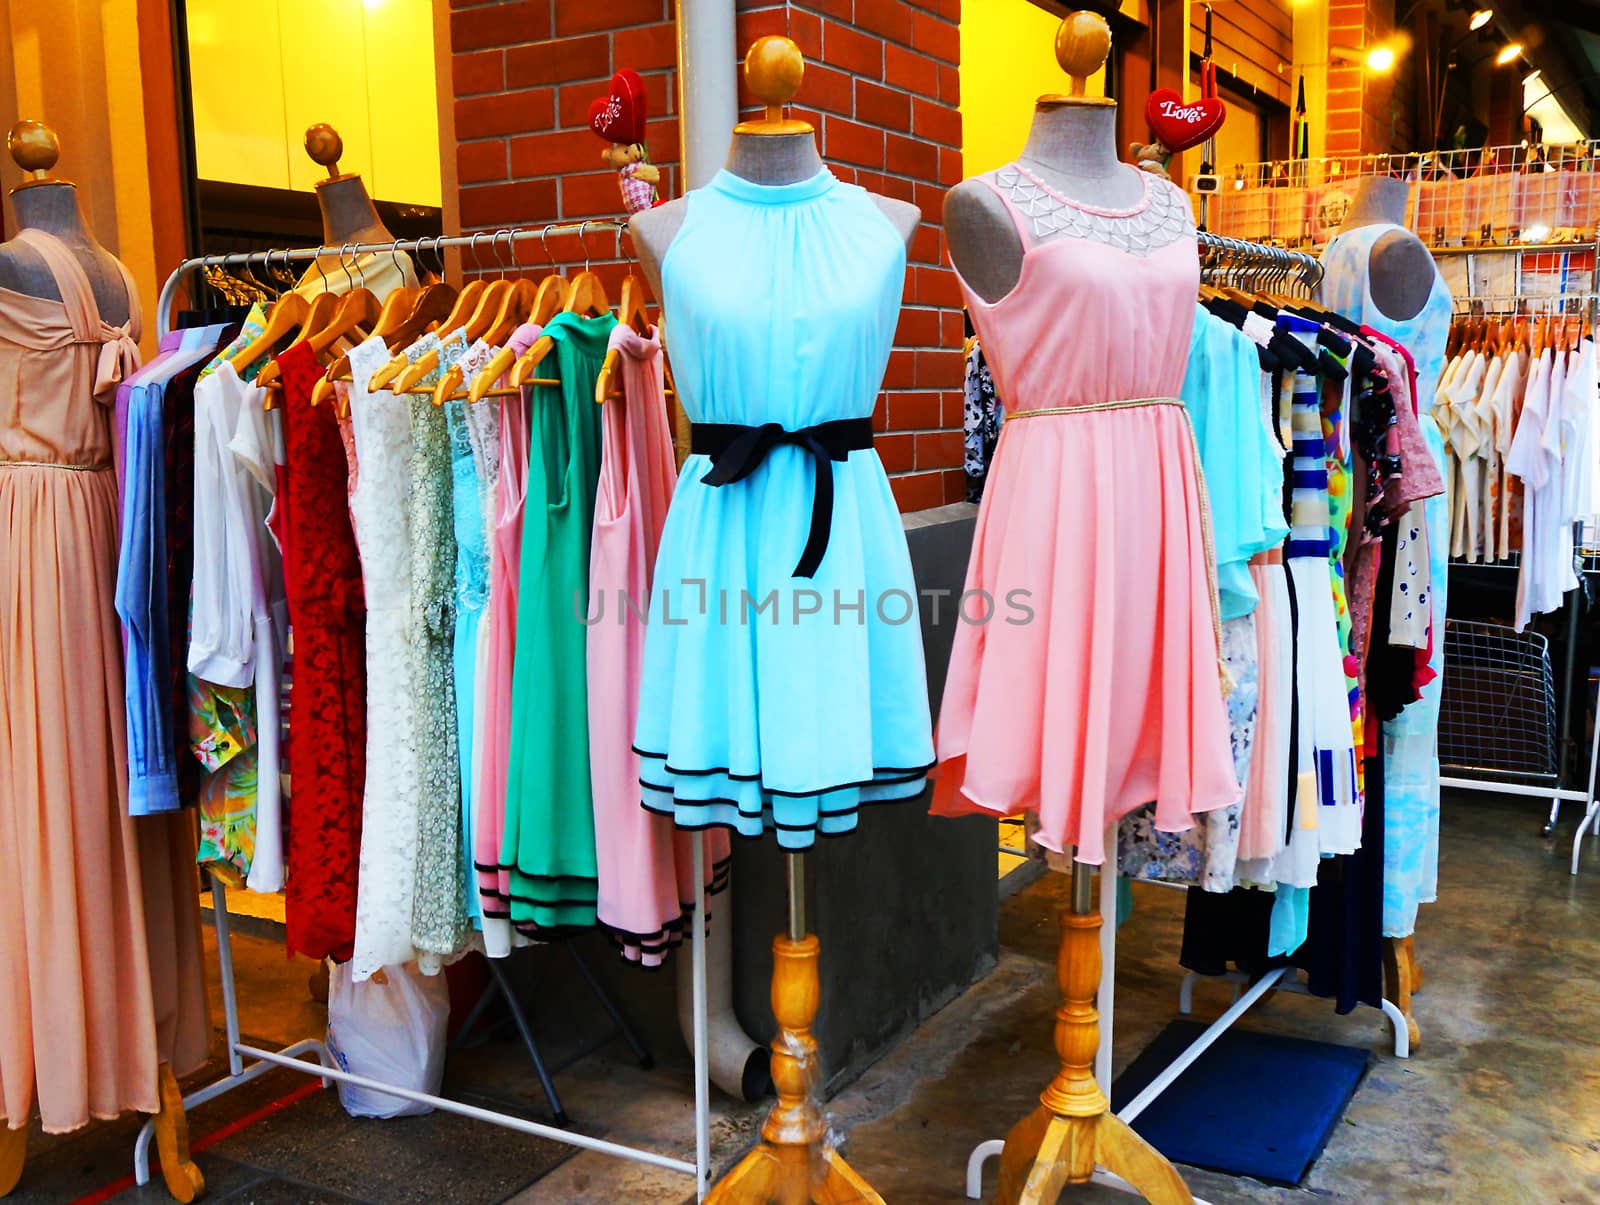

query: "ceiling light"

left=1496, top=42, right=1524, bottom=66
left=1469, top=8, right=1493, bottom=31
left=1523, top=223, right=1551, bottom=242
left=1367, top=46, right=1396, bottom=72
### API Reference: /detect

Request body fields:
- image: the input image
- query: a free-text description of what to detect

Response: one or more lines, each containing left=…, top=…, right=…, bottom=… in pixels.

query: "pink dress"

left=931, top=163, right=1238, bottom=863
left=588, top=325, right=730, bottom=966
left=474, top=323, right=539, bottom=954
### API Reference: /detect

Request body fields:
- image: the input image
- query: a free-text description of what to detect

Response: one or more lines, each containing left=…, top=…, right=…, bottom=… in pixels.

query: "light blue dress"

left=634, top=169, right=934, bottom=848
left=1320, top=222, right=1453, bottom=939
left=447, top=397, right=489, bottom=925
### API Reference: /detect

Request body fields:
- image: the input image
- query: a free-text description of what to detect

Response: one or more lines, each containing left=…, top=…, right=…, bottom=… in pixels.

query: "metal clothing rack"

left=965, top=231, right=1399, bottom=1204
left=134, top=222, right=716, bottom=1200
left=1430, top=254, right=1600, bottom=870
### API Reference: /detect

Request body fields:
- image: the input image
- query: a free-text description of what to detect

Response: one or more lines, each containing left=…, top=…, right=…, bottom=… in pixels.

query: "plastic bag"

left=325, top=962, right=449, bottom=1118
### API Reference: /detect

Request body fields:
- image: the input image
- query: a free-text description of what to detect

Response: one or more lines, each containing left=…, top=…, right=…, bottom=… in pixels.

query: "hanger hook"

left=541, top=224, right=553, bottom=270
left=339, top=243, right=356, bottom=292
left=579, top=221, right=592, bottom=273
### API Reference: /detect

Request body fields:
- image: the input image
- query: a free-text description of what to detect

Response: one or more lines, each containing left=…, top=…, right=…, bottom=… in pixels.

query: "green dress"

left=501, top=310, right=616, bottom=932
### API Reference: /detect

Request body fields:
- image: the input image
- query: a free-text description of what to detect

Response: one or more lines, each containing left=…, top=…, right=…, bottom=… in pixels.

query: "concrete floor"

left=9, top=788, right=1600, bottom=1203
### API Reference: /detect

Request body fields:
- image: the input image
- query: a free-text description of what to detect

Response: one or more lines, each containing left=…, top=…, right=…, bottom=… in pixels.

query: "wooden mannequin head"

left=305, top=122, right=393, bottom=247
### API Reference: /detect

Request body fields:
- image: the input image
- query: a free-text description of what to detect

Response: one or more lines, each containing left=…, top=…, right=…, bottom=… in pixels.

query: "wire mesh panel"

left=1439, top=620, right=1558, bottom=780
left=1198, top=141, right=1600, bottom=253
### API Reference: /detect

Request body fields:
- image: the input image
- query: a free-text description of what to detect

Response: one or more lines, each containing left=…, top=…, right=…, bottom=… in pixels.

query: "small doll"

left=589, top=68, right=663, bottom=215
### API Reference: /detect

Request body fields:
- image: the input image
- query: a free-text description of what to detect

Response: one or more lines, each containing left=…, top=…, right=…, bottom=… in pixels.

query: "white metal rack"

left=134, top=222, right=716, bottom=1200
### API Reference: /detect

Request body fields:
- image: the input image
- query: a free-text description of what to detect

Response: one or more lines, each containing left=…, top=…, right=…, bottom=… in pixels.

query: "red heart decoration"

left=589, top=68, right=648, bottom=145
left=1144, top=89, right=1226, bottom=153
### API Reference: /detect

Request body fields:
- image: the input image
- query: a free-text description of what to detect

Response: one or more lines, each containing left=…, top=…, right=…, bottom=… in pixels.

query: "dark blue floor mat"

left=1109, top=1019, right=1370, bottom=1186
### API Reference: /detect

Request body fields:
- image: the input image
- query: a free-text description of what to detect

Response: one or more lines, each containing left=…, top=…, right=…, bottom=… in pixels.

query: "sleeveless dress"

left=589, top=324, right=731, bottom=965
left=475, top=322, right=540, bottom=955
left=501, top=310, right=614, bottom=933
left=1320, top=223, right=1453, bottom=939
left=931, top=163, right=1238, bottom=864
left=0, top=229, right=166, bottom=1131
left=408, top=336, right=468, bottom=967
left=275, top=341, right=367, bottom=962
left=346, top=334, right=424, bottom=979
left=634, top=169, right=934, bottom=847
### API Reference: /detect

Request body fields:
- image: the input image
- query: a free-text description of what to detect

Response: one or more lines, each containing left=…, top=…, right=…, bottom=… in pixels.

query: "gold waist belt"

left=0, top=460, right=111, bottom=471
left=1006, top=396, right=1183, bottom=420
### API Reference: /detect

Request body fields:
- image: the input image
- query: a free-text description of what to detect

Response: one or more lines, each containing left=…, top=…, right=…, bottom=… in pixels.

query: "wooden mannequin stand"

left=705, top=853, right=883, bottom=1205
left=0, top=122, right=204, bottom=1204
left=995, top=862, right=1191, bottom=1205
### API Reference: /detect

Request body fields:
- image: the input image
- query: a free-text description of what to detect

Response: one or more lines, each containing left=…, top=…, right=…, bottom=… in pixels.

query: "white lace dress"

left=347, top=335, right=423, bottom=980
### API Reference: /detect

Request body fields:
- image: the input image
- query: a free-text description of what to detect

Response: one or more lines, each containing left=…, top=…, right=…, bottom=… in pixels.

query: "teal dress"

left=633, top=169, right=935, bottom=849
left=501, top=310, right=615, bottom=931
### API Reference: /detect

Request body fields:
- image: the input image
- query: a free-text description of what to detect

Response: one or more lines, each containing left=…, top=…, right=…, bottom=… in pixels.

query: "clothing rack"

left=134, top=221, right=716, bottom=1201
left=155, top=220, right=630, bottom=338
left=1428, top=254, right=1600, bottom=867
left=965, top=230, right=1402, bottom=1204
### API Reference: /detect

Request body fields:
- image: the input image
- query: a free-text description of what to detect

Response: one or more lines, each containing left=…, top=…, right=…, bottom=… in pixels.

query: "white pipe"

left=676, top=0, right=738, bottom=191
left=677, top=873, right=770, bottom=1101
left=691, top=841, right=711, bottom=1200
left=671, top=0, right=766, bottom=1103
left=234, top=1042, right=698, bottom=1174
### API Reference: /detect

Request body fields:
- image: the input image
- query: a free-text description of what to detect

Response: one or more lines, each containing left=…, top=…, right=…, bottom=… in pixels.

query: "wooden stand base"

left=705, top=934, right=883, bottom=1205
left=996, top=900, right=1192, bottom=1205
left=0, top=1124, right=24, bottom=1198
left=1382, top=936, right=1422, bottom=1051
left=154, top=1061, right=204, bottom=1203
left=0, top=1063, right=200, bottom=1202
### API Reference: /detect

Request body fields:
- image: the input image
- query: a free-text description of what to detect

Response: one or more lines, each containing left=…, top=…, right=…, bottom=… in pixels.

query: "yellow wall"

left=0, top=0, right=162, bottom=354
left=186, top=0, right=440, bottom=206
left=960, top=0, right=1108, bottom=179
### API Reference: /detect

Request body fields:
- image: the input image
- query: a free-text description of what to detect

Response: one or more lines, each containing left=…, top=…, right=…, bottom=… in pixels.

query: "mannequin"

left=629, top=52, right=917, bottom=297
left=0, top=121, right=204, bottom=1205
left=305, top=122, right=394, bottom=247
left=1337, top=176, right=1433, bottom=322
left=0, top=121, right=131, bottom=323
left=940, top=14, right=1200, bottom=1205
left=945, top=17, right=1144, bottom=304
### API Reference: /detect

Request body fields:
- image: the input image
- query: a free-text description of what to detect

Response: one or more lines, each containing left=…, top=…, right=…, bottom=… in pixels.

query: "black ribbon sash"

left=692, top=417, right=875, bottom=578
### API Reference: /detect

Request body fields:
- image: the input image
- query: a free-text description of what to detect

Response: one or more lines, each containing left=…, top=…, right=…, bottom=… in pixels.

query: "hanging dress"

left=633, top=169, right=935, bottom=847
left=1321, top=223, right=1453, bottom=939
left=346, top=334, right=423, bottom=979
left=275, top=341, right=367, bottom=963
left=501, top=310, right=614, bottom=932
left=589, top=323, right=731, bottom=965
left=931, top=163, right=1237, bottom=863
left=408, top=334, right=468, bottom=967
left=475, top=321, right=540, bottom=954
left=0, top=229, right=165, bottom=1132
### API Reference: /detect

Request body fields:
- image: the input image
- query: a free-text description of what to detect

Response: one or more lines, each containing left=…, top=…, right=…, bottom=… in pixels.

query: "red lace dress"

left=275, top=341, right=367, bottom=961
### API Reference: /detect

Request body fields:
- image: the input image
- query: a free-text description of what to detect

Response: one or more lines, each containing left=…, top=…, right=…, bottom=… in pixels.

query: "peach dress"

left=931, top=164, right=1239, bottom=863
left=0, top=229, right=209, bottom=1133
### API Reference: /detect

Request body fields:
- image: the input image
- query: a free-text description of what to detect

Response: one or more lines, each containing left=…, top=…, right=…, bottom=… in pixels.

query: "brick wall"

left=1324, top=0, right=1414, bottom=157
left=446, top=0, right=965, bottom=513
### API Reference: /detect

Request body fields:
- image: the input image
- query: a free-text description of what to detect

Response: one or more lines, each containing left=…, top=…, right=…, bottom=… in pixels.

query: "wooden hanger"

left=592, top=274, right=653, bottom=403
left=466, top=275, right=569, bottom=403
left=229, top=293, right=312, bottom=409
left=301, top=289, right=381, bottom=407
left=369, top=279, right=481, bottom=390
left=428, top=279, right=540, bottom=407
left=564, top=267, right=610, bottom=317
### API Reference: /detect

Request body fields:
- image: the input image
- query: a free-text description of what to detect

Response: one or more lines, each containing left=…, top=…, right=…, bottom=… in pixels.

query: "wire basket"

left=1438, top=619, right=1558, bottom=780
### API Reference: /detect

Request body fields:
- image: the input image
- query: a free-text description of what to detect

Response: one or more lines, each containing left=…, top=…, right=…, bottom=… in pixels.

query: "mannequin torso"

left=1336, top=176, right=1433, bottom=322
left=629, top=131, right=919, bottom=303
left=0, top=182, right=131, bottom=323
left=314, top=175, right=394, bottom=247
left=946, top=103, right=1146, bottom=303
